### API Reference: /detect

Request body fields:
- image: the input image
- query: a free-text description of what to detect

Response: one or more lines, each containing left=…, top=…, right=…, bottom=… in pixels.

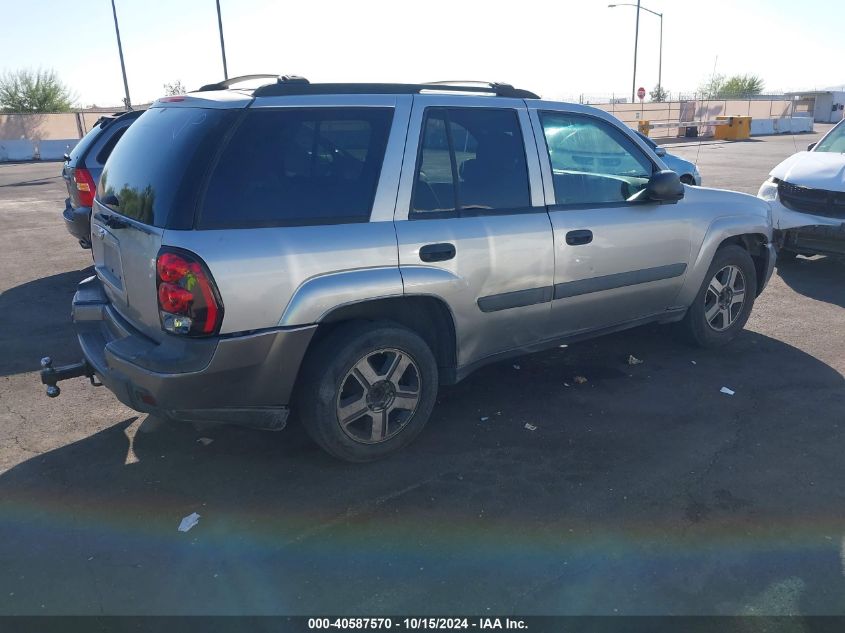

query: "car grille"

left=778, top=181, right=845, bottom=219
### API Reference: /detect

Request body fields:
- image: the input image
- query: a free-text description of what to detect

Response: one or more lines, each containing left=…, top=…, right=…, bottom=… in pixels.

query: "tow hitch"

left=39, top=357, right=100, bottom=397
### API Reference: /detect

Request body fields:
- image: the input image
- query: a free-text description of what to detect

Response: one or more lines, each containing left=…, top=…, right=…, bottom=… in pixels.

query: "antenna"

left=693, top=55, right=719, bottom=170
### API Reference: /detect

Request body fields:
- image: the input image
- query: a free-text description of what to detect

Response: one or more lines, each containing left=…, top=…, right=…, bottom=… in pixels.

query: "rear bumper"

left=62, top=199, right=91, bottom=245
left=72, top=276, right=317, bottom=429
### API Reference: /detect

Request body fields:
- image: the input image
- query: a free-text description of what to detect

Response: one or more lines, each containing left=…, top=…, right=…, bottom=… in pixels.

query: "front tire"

left=295, top=321, right=438, bottom=462
left=683, top=245, right=757, bottom=348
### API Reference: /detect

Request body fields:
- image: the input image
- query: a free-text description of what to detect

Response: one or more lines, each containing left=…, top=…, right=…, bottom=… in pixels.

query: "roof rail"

left=197, top=74, right=282, bottom=92
left=252, top=81, right=539, bottom=99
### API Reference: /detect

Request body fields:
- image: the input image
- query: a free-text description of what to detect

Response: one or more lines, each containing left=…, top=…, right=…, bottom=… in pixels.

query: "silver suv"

left=41, top=77, right=775, bottom=461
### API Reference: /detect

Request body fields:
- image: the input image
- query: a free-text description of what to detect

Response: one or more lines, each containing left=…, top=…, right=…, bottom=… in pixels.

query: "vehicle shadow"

left=0, top=267, right=93, bottom=377
left=1, top=324, right=844, bottom=615
left=777, top=255, right=845, bottom=309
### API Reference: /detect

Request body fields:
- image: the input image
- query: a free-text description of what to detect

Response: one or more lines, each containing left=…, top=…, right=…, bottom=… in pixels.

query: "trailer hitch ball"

left=46, top=385, right=61, bottom=398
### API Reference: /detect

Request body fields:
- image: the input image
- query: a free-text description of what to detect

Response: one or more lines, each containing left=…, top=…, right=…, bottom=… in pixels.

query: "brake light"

left=155, top=248, right=224, bottom=336
left=73, top=167, right=96, bottom=207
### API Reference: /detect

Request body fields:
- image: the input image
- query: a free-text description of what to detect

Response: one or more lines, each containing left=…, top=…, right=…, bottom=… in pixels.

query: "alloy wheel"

left=704, top=264, right=746, bottom=332
left=336, top=348, right=421, bottom=444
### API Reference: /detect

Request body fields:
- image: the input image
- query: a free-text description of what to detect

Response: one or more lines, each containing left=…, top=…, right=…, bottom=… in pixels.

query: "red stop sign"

left=637, top=87, right=646, bottom=100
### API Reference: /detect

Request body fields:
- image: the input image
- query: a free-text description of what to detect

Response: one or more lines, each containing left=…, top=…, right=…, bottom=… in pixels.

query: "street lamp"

left=609, top=3, right=663, bottom=102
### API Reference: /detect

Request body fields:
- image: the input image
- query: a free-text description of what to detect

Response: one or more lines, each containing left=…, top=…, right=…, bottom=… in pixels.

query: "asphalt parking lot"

left=1, top=126, right=843, bottom=616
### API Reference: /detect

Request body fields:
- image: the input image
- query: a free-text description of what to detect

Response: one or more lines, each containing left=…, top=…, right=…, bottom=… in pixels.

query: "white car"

left=758, top=119, right=845, bottom=259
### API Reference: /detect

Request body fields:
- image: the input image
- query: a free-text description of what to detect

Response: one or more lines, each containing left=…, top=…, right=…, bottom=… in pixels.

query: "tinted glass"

left=95, top=126, right=128, bottom=165
left=98, top=107, right=234, bottom=227
left=412, top=112, right=456, bottom=212
left=67, top=120, right=103, bottom=165
left=542, top=113, right=654, bottom=206
left=815, top=120, right=845, bottom=153
left=201, top=108, right=393, bottom=228
left=412, top=107, right=530, bottom=214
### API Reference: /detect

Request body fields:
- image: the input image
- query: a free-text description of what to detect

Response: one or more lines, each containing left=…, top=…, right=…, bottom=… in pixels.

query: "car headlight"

left=758, top=176, right=779, bottom=202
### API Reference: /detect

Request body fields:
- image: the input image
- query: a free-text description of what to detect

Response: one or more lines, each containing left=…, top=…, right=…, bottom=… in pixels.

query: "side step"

left=39, top=357, right=99, bottom=397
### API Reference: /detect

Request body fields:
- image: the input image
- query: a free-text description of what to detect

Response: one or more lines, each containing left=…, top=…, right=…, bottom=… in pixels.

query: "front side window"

left=412, top=107, right=530, bottom=215
left=541, top=113, right=654, bottom=206
left=814, top=120, right=845, bottom=153
left=201, top=108, right=393, bottom=228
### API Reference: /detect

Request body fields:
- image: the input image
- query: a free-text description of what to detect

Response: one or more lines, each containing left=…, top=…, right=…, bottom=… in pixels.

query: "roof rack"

left=252, top=79, right=539, bottom=99
left=197, top=74, right=286, bottom=92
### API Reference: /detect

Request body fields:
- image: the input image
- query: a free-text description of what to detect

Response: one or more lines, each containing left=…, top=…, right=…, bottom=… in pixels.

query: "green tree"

left=698, top=74, right=725, bottom=99
left=649, top=84, right=669, bottom=102
left=163, top=80, right=187, bottom=96
left=718, top=74, right=765, bottom=98
left=0, top=68, right=75, bottom=112
left=698, top=73, right=765, bottom=99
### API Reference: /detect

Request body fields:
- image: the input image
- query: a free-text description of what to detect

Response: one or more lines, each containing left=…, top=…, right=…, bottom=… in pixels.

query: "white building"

left=785, top=90, right=845, bottom=123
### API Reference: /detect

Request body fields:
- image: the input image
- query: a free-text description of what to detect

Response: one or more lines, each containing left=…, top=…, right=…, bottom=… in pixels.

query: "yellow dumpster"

left=638, top=120, right=651, bottom=136
left=714, top=115, right=751, bottom=140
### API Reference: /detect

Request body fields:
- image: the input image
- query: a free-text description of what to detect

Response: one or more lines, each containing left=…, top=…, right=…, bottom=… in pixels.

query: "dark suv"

left=61, top=110, right=142, bottom=248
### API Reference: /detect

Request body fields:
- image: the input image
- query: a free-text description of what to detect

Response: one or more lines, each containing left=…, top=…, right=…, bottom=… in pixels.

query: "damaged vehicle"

left=40, top=77, right=774, bottom=461
left=758, top=119, right=845, bottom=260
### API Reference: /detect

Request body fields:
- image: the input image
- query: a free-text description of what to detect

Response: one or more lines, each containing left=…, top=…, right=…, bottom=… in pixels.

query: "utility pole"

left=216, top=0, right=229, bottom=80
left=631, top=0, right=641, bottom=103
left=110, top=0, right=131, bottom=109
left=609, top=3, right=663, bottom=102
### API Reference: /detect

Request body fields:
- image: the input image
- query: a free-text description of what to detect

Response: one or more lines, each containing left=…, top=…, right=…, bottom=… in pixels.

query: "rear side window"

left=200, top=108, right=393, bottom=228
left=66, top=120, right=104, bottom=164
left=97, top=107, right=236, bottom=228
left=95, top=126, right=128, bottom=165
left=412, top=107, right=530, bottom=215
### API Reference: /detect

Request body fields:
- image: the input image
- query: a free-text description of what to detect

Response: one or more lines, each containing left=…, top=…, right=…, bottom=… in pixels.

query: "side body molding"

left=279, top=267, right=404, bottom=326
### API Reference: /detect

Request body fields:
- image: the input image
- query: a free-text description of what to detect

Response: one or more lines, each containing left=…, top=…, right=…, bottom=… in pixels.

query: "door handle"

left=94, top=212, right=127, bottom=230
left=419, top=243, right=456, bottom=262
left=565, top=230, right=593, bottom=246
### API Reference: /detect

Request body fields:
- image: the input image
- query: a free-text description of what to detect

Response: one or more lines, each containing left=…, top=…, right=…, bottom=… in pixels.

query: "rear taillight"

left=155, top=248, right=224, bottom=336
left=72, top=167, right=96, bottom=207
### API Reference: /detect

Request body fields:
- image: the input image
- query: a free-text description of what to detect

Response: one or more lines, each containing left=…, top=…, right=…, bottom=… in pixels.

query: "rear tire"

left=680, top=174, right=696, bottom=185
left=295, top=321, right=438, bottom=462
left=683, top=245, right=757, bottom=348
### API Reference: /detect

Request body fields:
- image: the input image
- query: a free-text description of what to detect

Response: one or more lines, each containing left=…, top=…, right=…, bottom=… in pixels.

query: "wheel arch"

left=309, top=295, right=458, bottom=383
left=677, top=214, right=772, bottom=307
left=717, top=233, right=770, bottom=296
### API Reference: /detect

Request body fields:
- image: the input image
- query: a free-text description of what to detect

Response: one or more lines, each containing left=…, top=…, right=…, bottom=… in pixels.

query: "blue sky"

left=2, top=0, right=843, bottom=106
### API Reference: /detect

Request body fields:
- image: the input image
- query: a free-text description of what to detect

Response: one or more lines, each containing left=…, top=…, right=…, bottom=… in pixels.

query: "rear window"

left=199, top=108, right=393, bottom=228
left=94, top=126, right=128, bottom=165
left=97, top=107, right=236, bottom=228
left=66, top=120, right=104, bottom=164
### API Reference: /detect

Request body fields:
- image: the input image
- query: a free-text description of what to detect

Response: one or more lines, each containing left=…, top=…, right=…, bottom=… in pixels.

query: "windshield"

left=814, top=121, right=845, bottom=153
left=97, top=107, right=235, bottom=228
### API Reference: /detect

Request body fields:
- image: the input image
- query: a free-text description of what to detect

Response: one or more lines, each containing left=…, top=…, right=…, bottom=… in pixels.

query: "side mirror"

left=807, top=142, right=816, bottom=151
left=655, top=146, right=667, bottom=157
left=645, top=170, right=685, bottom=202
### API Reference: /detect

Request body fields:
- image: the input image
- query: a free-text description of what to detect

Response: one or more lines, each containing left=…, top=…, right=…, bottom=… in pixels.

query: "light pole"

left=609, top=3, right=663, bottom=102
left=110, top=0, right=131, bottom=109
left=216, top=0, right=229, bottom=80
